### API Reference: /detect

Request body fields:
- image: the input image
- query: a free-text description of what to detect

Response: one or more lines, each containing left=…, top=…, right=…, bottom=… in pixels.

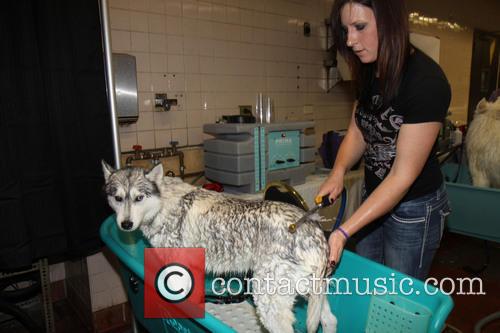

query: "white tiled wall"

left=49, top=263, right=66, bottom=282
left=109, top=0, right=353, bottom=151
left=87, top=252, right=128, bottom=311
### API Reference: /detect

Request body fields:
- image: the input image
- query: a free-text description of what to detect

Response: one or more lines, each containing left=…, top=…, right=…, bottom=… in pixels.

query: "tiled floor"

left=429, top=232, right=500, bottom=333
left=2, top=231, right=498, bottom=332
left=53, top=300, right=90, bottom=333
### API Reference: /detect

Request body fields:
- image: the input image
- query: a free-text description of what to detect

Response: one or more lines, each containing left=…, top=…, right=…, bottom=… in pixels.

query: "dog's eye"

left=114, top=196, right=123, bottom=202
left=135, top=195, right=144, bottom=202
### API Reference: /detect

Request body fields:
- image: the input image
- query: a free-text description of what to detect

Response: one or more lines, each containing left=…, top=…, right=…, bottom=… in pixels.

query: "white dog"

left=466, top=96, right=500, bottom=188
left=102, top=161, right=337, bottom=333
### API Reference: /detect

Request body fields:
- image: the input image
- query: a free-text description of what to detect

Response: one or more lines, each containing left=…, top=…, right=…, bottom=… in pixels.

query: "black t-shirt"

left=355, top=48, right=451, bottom=201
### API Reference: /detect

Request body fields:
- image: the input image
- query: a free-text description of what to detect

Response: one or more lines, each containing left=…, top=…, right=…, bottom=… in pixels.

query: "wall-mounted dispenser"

left=113, top=53, right=139, bottom=123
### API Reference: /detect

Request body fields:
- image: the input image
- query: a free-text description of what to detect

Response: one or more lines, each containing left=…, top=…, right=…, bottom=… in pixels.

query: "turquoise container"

left=100, top=216, right=453, bottom=333
left=442, top=163, right=500, bottom=242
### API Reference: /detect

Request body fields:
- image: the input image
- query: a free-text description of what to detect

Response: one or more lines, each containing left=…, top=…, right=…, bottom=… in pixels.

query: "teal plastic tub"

left=100, top=215, right=453, bottom=333
left=442, top=163, right=500, bottom=242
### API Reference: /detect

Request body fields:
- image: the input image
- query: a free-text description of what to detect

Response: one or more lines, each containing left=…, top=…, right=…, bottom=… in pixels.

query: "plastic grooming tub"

left=442, top=163, right=500, bottom=243
left=100, top=216, right=453, bottom=333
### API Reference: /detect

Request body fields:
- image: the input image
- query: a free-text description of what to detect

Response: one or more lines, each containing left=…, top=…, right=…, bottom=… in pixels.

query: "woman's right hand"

left=317, top=171, right=345, bottom=203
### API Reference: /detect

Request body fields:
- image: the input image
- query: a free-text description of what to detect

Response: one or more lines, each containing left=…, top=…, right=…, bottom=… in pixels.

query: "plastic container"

left=203, top=122, right=316, bottom=193
left=100, top=216, right=453, bottom=333
left=442, top=163, right=500, bottom=242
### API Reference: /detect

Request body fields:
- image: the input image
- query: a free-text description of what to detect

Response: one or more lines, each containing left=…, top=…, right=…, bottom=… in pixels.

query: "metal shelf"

left=0, top=258, right=55, bottom=333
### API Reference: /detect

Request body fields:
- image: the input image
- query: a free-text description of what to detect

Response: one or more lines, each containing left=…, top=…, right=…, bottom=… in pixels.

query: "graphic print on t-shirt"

left=353, top=49, right=451, bottom=201
left=356, top=94, right=403, bottom=180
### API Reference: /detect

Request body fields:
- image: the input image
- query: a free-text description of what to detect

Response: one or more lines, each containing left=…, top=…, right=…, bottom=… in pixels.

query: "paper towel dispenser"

left=113, top=53, right=138, bottom=124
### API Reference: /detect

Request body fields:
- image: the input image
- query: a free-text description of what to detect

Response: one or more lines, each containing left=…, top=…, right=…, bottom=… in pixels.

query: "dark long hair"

left=330, top=0, right=410, bottom=104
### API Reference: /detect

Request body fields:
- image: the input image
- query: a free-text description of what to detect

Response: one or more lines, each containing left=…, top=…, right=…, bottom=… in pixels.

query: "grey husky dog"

left=102, top=161, right=337, bottom=333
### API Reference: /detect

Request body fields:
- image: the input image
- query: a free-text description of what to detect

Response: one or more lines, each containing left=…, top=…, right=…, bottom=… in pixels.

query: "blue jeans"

left=355, top=184, right=451, bottom=280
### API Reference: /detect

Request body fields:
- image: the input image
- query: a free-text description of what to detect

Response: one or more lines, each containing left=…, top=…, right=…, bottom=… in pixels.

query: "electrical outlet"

left=303, top=105, right=314, bottom=115
left=239, top=105, right=253, bottom=116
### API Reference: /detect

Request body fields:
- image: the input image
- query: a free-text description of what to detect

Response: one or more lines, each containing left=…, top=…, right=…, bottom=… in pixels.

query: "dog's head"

left=102, top=161, right=164, bottom=231
left=475, top=97, right=500, bottom=117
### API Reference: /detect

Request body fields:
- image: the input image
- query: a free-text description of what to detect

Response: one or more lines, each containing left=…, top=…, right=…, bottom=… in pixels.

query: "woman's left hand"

left=328, top=230, right=348, bottom=267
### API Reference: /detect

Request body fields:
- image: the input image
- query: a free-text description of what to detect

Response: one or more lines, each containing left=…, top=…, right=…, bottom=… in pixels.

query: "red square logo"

left=144, top=248, right=205, bottom=318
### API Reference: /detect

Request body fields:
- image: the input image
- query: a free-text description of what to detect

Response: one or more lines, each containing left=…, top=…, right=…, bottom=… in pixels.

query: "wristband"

left=337, top=226, right=349, bottom=240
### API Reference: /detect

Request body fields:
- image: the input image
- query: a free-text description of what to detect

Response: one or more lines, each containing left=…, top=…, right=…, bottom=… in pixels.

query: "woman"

left=318, top=0, right=451, bottom=280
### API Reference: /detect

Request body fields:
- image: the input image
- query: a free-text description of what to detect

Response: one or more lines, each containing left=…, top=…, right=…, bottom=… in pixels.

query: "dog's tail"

left=306, top=260, right=329, bottom=333
left=306, top=291, right=323, bottom=333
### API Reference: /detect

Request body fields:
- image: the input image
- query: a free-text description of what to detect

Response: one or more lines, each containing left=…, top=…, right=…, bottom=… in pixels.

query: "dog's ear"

left=475, top=98, right=488, bottom=115
left=101, top=160, right=115, bottom=182
left=146, top=163, right=164, bottom=185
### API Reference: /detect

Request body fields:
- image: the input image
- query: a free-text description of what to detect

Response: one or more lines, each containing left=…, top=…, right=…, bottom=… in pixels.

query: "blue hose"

left=332, top=187, right=347, bottom=231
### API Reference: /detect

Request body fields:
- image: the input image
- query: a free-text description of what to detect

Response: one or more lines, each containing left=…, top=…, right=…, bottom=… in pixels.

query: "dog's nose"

left=121, top=220, right=133, bottom=230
